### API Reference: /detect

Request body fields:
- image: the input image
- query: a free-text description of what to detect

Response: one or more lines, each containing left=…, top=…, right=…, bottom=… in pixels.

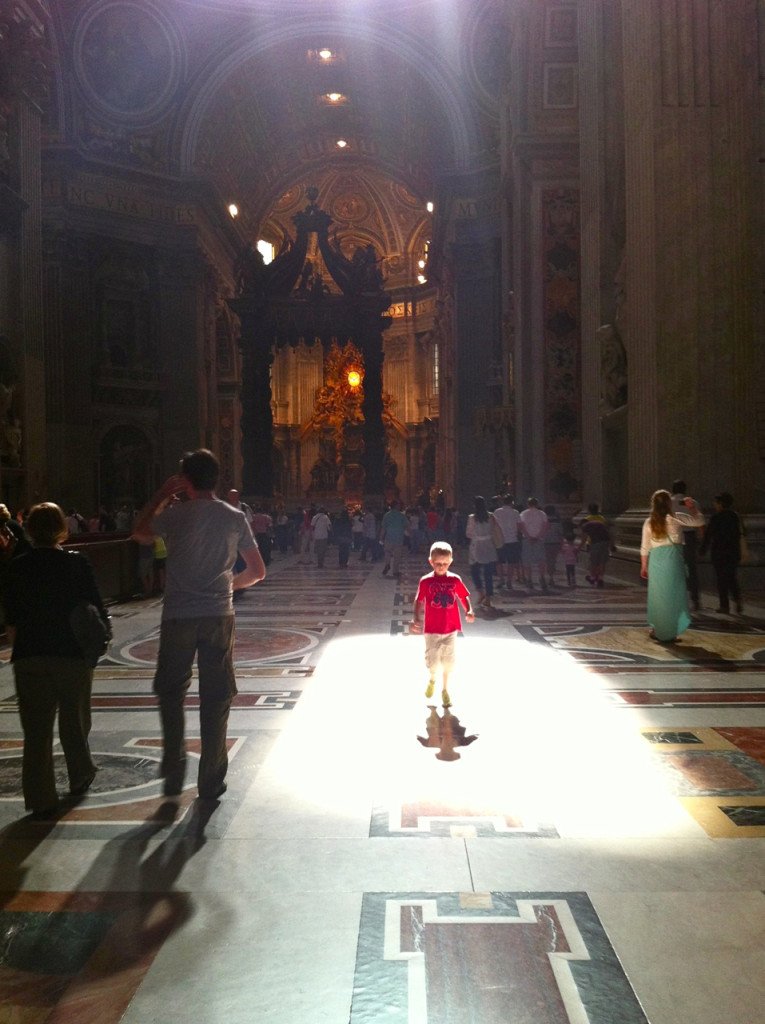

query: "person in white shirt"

left=360, top=509, right=379, bottom=562
left=519, top=497, right=549, bottom=592
left=351, top=509, right=364, bottom=551
left=670, top=479, right=703, bottom=611
left=640, top=489, right=705, bottom=643
left=492, top=494, right=521, bottom=590
left=311, top=507, right=332, bottom=568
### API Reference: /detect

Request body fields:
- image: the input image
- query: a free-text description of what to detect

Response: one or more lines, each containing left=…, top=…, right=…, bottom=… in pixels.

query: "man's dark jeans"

left=154, top=615, right=236, bottom=797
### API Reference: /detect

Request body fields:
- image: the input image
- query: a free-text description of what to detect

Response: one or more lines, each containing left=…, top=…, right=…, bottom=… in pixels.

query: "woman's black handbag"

left=69, top=601, right=112, bottom=667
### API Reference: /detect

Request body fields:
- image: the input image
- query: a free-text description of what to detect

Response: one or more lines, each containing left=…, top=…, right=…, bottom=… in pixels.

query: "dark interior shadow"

left=0, top=815, right=60, bottom=897
left=665, top=641, right=733, bottom=667
left=417, top=705, right=478, bottom=761
left=0, top=798, right=225, bottom=1006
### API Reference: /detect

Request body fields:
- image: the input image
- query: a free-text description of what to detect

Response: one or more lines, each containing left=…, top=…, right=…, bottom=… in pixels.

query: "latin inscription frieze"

left=65, top=182, right=196, bottom=226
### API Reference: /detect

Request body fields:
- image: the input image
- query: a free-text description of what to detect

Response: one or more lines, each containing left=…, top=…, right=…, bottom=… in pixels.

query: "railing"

left=64, top=534, right=139, bottom=603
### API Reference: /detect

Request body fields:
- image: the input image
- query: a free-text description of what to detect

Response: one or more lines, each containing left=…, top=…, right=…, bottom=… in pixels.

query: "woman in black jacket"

left=4, top=503, right=109, bottom=818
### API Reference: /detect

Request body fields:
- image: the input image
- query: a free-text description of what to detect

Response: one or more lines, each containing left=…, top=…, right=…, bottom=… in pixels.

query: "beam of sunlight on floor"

left=254, top=633, right=694, bottom=839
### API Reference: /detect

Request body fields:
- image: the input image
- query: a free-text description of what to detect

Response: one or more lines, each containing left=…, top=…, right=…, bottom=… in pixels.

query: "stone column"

left=620, top=0, right=762, bottom=508
left=0, top=2, right=49, bottom=506
left=228, top=297, right=275, bottom=497
left=620, top=2, right=661, bottom=505
left=157, top=251, right=206, bottom=472
left=358, top=319, right=386, bottom=498
left=577, top=1, right=606, bottom=506
left=451, top=238, right=500, bottom=508
left=241, top=330, right=275, bottom=497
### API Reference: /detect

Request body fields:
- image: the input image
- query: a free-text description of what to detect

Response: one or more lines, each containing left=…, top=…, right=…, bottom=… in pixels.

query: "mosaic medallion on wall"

left=331, top=193, right=372, bottom=224
left=73, top=1, right=185, bottom=122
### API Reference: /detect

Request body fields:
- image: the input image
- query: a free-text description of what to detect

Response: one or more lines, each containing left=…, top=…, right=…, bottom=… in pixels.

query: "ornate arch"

left=175, top=17, right=477, bottom=180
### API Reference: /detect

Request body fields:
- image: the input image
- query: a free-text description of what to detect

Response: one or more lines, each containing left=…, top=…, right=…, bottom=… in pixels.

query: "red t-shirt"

left=415, top=571, right=470, bottom=634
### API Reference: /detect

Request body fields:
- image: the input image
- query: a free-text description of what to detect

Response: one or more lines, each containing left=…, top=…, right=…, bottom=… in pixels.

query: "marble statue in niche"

left=598, top=323, right=628, bottom=413
left=599, top=251, right=628, bottom=413
left=234, top=243, right=267, bottom=298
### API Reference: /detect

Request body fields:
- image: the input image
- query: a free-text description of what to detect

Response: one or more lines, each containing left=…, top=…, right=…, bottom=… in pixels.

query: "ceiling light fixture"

left=228, top=203, right=239, bottom=218
left=426, top=201, right=434, bottom=213
left=336, top=139, right=348, bottom=148
left=417, top=259, right=426, bottom=269
left=327, top=92, right=343, bottom=103
left=417, top=274, right=427, bottom=285
left=319, top=48, right=333, bottom=60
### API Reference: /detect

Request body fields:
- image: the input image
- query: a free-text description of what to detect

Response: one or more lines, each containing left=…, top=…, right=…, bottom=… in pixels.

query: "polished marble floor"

left=0, top=548, right=764, bottom=1023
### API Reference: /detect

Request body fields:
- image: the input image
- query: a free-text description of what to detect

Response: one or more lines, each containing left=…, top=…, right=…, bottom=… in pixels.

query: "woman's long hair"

left=649, top=489, right=672, bottom=540
left=473, top=495, right=489, bottom=523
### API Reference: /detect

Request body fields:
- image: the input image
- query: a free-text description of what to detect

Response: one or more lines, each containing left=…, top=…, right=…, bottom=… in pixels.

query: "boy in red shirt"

left=409, top=542, right=475, bottom=707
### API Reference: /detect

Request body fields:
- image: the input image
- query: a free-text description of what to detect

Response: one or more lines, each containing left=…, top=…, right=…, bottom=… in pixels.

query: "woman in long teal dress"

left=640, top=489, right=705, bottom=643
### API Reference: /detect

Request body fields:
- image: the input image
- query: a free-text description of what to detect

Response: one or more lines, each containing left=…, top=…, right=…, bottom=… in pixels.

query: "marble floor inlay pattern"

left=0, top=549, right=763, bottom=1023
left=351, top=891, right=649, bottom=1024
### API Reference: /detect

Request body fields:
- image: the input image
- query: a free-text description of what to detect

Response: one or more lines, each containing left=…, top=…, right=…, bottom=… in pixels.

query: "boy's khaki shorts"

left=424, top=632, right=456, bottom=672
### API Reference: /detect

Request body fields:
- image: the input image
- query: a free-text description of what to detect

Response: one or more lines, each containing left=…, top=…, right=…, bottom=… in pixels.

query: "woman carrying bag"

left=4, top=503, right=110, bottom=818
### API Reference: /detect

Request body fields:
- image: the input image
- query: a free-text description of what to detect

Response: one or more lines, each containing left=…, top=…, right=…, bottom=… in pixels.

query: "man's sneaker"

left=441, top=690, right=452, bottom=708
left=425, top=680, right=435, bottom=699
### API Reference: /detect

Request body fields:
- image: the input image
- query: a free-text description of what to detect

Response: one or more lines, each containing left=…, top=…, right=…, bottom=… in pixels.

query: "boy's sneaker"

left=441, top=689, right=452, bottom=708
left=425, top=680, right=435, bottom=699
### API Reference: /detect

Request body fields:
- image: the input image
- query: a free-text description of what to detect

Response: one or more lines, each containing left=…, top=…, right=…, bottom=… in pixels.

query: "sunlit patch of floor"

left=248, top=633, right=695, bottom=840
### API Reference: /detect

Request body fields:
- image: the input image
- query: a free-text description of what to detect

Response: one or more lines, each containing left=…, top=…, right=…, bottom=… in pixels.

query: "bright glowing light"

left=347, top=370, right=361, bottom=388
left=426, top=201, right=434, bottom=213
left=319, top=48, right=332, bottom=60
left=260, top=633, right=689, bottom=839
left=228, top=203, right=239, bottom=218
left=417, top=274, right=427, bottom=284
left=257, top=239, right=275, bottom=264
left=326, top=92, right=343, bottom=103
left=336, top=139, right=348, bottom=149
left=417, top=259, right=426, bottom=269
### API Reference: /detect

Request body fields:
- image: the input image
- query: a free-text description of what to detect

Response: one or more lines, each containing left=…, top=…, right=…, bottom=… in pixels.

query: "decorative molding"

left=544, top=6, right=578, bottom=49
left=543, top=63, right=578, bottom=109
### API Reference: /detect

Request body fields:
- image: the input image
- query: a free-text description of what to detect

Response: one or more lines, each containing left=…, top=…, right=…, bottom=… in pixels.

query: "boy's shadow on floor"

left=417, top=705, right=478, bottom=761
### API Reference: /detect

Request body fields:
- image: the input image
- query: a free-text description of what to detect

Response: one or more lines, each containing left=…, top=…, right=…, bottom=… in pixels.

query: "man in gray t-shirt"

left=132, top=449, right=265, bottom=799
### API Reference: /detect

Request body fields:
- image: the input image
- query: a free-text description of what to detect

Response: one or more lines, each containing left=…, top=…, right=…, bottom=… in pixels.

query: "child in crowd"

left=560, top=532, right=578, bottom=587
left=409, top=542, right=475, bottom=708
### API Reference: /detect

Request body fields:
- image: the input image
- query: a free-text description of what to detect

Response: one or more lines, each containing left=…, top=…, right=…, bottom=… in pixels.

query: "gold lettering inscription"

left=66, top=183, right=197, bottom=225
